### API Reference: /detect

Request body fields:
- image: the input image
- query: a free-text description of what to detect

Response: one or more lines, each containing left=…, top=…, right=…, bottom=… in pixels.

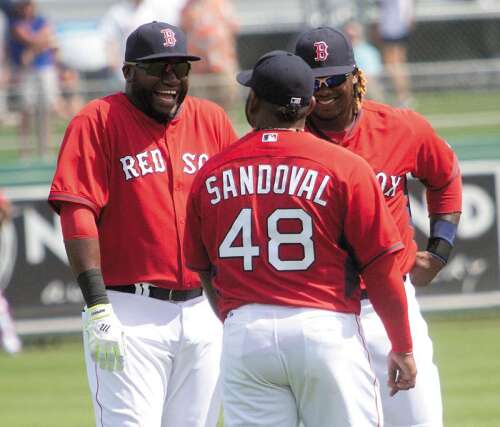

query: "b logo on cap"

left=161, top=29, right=177, bottom=47
left=314, top=41, right=329, bottom=62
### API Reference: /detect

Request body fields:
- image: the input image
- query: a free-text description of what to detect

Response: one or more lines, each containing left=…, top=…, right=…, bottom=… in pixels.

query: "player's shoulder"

left=363, top=100, right=430, bottom=126
left=302, top=131, right=369, bottom=170
left=71, top=92, right=125, bottom=122
left=198, top=131, right=253, bottom=174
left=182, top=95, right=229, bottom=119
left=361, top=99, right=434, bottom=137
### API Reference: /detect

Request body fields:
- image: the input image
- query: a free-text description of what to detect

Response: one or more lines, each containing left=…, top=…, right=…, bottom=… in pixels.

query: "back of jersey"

left=185, top=129, right=402, bottom=318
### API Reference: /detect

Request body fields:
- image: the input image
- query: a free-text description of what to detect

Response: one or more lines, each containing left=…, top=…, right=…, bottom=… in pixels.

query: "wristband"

left=77, top=269, right=109, bottom=307
left=426, top=237, right=452, bottom=265
left=430, top=219, right=457, bottom=247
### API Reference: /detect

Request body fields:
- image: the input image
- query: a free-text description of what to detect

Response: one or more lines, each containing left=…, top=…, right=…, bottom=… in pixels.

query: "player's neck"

left=253, top=118, right=305, bottom=133
left=310, top=109, right=356, bottom=133
left=255, top=127, right=304, bottom=132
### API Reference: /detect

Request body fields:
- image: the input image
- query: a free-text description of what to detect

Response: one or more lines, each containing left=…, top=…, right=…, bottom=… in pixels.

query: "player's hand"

left=409, top=251, right=445, bottom=287
left=84, top=304, right=125, bottom=372
left=387, top=351, right=417, bottom=396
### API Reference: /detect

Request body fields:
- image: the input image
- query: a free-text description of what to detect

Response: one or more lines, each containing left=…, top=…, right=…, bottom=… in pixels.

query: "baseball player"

left=295, top=27, right=462, bottom=426
left=183, top=50, right=417, bottom=427
left=0, top=190, right=22, bottom=354
left=48, top=22, right=237, bottom=427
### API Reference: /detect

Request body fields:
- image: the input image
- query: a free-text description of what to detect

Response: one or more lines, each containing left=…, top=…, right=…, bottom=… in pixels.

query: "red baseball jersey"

left=307, top=100, right=462, bottom=274
left=184, top=129, right=403, bottom=318
left=49, top=93, right=237, bottom=289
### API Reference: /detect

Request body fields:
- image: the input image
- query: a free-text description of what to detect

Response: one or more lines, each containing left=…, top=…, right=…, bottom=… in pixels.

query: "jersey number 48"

left=218, top=208, right=315, bottom=272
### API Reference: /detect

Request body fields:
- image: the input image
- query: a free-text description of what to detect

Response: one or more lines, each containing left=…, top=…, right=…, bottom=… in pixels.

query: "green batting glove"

left=84, top=303, right=126, bottom=372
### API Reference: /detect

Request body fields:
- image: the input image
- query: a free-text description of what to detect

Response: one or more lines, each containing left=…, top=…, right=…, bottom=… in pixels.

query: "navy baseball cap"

left=294, top=27, right=356, bottom=77
left=125, top=21, right=200, bottom=62
left=236, top=50, right=314, bottom=107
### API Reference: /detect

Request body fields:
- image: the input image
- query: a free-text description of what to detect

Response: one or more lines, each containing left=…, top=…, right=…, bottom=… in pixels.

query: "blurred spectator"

left=0, top=190, right=22, bottom=355
left=54, top=63, right=84, bottom=119
left=180, top=0, right=240, bottom=110
left=343, top=19, right=385, bottom=101
left=9, top=0, right=59, bottom=159
left=0, top=7, right=11, bottom=123
left=100, top=0, right=186, bottom=88
left=377, top=0, right=415, bottom=107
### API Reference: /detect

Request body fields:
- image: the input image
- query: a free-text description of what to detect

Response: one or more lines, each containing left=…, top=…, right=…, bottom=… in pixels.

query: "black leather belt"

left=360, top=275, right=407, bottom=300
left=109, top=284, right=202, bottom=302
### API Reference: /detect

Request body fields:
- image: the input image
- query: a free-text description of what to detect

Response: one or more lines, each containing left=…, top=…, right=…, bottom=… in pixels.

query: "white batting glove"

left=84, top=304, right=125, bottom=372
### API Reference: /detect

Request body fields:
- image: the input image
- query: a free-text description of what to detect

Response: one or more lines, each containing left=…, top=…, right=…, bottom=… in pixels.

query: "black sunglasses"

left=314, top=73, right=350, bottom=91
left=125, top=61, right=191, bottom=79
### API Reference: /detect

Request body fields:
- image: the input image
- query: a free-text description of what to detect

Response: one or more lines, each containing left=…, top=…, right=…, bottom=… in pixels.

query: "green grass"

left=0, top=337, right=92, bottom=427
left=1, top=311, right=499, bottom=426
left=414, top=89, right=500, bottom=115
left=427, top=310, right=500, bottom=427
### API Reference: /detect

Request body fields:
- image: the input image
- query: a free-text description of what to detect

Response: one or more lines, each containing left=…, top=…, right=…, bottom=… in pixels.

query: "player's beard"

left=131, top=82, right=188, bottom=124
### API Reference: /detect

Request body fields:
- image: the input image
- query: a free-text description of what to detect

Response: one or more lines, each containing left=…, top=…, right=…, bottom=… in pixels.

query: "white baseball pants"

left=82, top=290, right=223, bottom=427
left=360, top=277, right=443, bottom=427
left=222, top=304, right=383, bottom=427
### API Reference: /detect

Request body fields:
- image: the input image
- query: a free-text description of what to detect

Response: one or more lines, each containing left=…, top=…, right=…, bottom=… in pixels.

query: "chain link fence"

left=0, top=0, right=498, bottom=160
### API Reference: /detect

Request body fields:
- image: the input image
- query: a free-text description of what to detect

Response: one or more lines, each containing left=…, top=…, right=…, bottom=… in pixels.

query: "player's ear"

left=245, top=90, right=259, bottom=128
left=306, top=96, right=317, bottom=116
left=122, top=64, right=135, bottom=82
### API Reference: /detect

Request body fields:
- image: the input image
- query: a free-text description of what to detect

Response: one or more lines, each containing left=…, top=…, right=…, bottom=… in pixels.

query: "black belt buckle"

left=151, top=287, right=203, bottom=302
left=110, top=284, right=202, bottom=302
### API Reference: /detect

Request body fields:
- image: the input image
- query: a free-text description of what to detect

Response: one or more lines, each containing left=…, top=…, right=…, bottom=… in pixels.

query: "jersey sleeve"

left=410, top=111, right=462, bottom=214
left=184, top=175, right=211, bottom=272
left=342, top=156, right=403, bottom=270
left=48, top=112, right=109, bottom=217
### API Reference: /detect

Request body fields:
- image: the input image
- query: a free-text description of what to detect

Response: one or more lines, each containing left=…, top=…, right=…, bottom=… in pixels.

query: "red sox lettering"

left=120, top=149, right=166, bottom=180
left=120, top=150, right=210, bottom=180
left=205, top=164, right=330, bottom=206
left=183, top=152, right=209, bottom=174
left=376, top=172, right=402, bottom=197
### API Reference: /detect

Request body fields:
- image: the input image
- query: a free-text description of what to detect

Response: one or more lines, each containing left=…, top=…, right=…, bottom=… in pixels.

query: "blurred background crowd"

left=0, top=0, right=497, bottom=162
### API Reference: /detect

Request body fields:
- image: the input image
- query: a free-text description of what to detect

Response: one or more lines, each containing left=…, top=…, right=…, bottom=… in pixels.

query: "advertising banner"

left=1, top=162, right=499, bottom=334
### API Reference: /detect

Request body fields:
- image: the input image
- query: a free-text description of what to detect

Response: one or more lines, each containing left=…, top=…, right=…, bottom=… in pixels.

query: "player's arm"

left=183, top=175, right=223, bottom=318
left=361, top=253, right=417, bottom=396
left=60, top=203, right=125, bottom=372
left=60, top=203, right=107, bottom=307
left=411, top=113, right=462, bottom=286
left=342, top=157, right=416, bottom=394
left=411, top=211, right=460, bottom=287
